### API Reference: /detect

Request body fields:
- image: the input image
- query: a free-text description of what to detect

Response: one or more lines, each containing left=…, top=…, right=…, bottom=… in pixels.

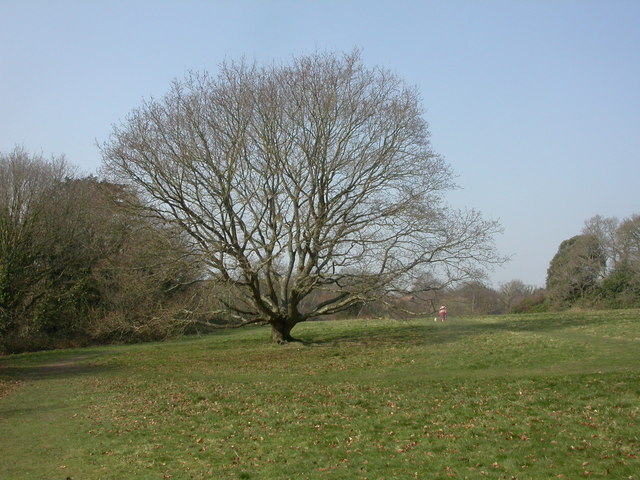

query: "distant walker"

left=438, top=305, right=447, bottom=322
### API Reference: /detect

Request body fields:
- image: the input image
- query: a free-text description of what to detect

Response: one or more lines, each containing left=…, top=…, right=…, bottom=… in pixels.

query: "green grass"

left=1, top=310, right=639, bottom=479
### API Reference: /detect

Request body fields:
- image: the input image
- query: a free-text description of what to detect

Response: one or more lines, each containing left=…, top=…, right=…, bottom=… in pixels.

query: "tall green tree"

left=0, top=147, right=74, bottom=348
left=1, top=147, right=204, bottom=353
left=546, top=234, right=605, bottom=306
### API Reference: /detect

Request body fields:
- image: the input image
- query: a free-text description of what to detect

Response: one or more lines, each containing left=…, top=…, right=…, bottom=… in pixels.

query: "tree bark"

left=270, top=319, right=299, bottom=344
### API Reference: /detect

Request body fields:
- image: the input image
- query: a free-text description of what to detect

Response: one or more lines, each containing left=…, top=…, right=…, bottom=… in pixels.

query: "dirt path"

left=38, top=354, right=96, bottom=371
left=0, top=354, right=103, bottom=400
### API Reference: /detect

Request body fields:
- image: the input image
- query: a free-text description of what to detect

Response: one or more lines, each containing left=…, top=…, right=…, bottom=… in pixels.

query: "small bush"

left=509, top=293, right=547, bottom=313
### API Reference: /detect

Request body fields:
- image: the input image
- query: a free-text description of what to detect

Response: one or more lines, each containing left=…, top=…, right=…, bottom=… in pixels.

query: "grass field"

left=1, top=310, right=639, bottom=479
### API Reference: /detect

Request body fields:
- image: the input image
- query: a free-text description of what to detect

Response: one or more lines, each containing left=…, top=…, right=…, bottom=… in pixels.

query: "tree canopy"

left=582, top=214, right=640, bottom=306
left=100, top=51, right=504, bottom=342
left=546, top=234, right=606, bottom=306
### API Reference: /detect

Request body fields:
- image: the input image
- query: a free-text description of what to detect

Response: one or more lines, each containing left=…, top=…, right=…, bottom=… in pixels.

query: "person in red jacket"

left=438, top=305, right=447, bottom=322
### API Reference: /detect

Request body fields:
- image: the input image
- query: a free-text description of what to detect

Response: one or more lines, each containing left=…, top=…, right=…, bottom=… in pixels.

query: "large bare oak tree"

left=100, top=51, right=504, bottom=342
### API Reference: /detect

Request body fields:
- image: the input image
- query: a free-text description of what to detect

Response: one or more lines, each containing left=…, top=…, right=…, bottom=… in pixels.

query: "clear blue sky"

left=2, top=0, right=639, bottom=288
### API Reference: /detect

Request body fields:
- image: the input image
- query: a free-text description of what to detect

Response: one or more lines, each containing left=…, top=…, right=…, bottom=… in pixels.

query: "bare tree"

left=499, top=279, right=535, bottom=312
left=100, top=51, right=504, bottom=342
left=582, top=214, right=640, bottom=306
left=62, top=179, right=204, bottom=344
left=617, top=214, right=640, bottom=267
left=449, top=280, right=502, bottom=315
left=583, top=215, right=622, bottom=275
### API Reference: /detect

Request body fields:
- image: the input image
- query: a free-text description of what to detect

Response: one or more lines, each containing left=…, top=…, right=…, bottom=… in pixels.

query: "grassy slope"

left=0, top=310, right=638, bottom=479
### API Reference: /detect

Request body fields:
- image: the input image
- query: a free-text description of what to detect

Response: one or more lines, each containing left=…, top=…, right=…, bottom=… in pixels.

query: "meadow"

left=1, top=310, right=638, bottom=479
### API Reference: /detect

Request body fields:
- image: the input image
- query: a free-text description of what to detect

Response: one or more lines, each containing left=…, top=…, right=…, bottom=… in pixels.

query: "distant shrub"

left=510, top=293, right=548, bottom=313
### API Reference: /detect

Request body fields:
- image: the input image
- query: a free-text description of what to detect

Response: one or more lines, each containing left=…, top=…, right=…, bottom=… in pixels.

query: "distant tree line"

left=545, top=214, right=640, bottom=309
left=336, top=278, right=544, bottom=320
left=441, top=213, right=640, bottom=314
left=355, top=213, right=640, bottom=317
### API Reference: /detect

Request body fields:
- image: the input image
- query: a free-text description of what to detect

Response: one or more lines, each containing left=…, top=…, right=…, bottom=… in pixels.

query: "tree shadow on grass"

left=476, top=312, right=613, bottom=334
left=302, top=312, right=618, bottom=348
left=301, top=321, right=461, bottom=348
left=0, top=352, right=119, bottom=417
left=0, top=352, right=116, bottom=383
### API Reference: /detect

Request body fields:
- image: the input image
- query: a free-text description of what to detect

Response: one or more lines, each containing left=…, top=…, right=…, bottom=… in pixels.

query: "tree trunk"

left=270, top=319, right=299, bottom=344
